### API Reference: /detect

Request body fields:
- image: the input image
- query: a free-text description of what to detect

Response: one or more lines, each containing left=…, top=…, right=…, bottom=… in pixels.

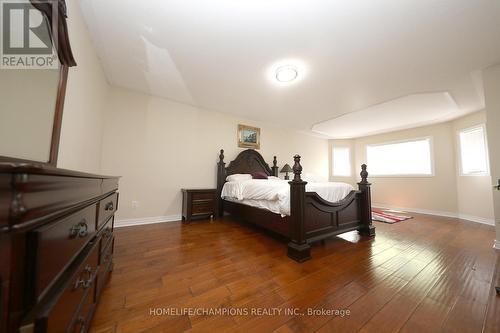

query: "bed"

left=216, top=149, right=375, bottom=262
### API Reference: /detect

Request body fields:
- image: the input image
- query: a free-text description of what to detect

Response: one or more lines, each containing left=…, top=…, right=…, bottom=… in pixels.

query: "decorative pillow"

left=251, top=171, right=268, bottom=179
left=226, top=174, right=252, bottom=182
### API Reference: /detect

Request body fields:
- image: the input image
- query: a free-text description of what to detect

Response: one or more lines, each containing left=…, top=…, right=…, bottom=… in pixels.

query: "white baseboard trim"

left=457, top=214, right=496, bottom=226
left=494, top=240, right=500, bottom=250
left=372, top=203, right=495, bottom=226
left=115, top=206, right=495, bottom=228
left=114, top=215, right=182, bottom=228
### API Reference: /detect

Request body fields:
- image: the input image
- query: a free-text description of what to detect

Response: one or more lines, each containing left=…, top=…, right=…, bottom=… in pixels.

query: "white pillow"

left=268, top=176, right=281, bottom=180
left=226, top=174, right=252, bottom=182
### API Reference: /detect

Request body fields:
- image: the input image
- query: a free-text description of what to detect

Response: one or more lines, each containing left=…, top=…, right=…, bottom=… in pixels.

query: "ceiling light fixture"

left=275, top=65, right=298, bottom=83
left=267, top=59, right=307, bottom=86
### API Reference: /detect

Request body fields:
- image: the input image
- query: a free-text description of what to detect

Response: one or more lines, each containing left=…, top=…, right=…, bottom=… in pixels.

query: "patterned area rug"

left=372, top=209, right=413, bottom=224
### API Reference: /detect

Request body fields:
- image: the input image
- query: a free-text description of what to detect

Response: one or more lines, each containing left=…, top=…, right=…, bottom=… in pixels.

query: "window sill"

left=369, top=174, right=435, bottom=178
left=459, top=173, right=490, bottom=177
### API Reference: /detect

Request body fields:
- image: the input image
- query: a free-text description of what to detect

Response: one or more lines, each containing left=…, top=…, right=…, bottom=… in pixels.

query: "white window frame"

left=332, top=146, right=352, bottom=177
left=365, top=136, right=435, bottom=178
left=457, top=124, right=490, bottom=177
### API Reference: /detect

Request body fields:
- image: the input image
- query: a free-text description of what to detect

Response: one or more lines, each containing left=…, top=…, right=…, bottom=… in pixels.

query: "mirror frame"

left=48, top=65, right=69, bottom=165
left=0, top=0, right=76, bottom=166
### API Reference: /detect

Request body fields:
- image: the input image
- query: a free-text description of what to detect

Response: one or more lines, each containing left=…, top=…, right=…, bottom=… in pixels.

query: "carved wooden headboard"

left=216, top=149, right=279, bottom=211
left=226, top=149, right=275, bottom=176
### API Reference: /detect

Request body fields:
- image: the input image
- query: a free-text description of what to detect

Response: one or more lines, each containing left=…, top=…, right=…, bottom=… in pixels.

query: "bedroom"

left=0, top=0, right=499, bottom=332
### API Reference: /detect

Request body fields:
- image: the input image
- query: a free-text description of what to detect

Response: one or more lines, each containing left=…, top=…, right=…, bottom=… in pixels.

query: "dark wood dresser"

left=0, top=163, right=119, bottom=333
left=181, top=189, right=217, bottom=222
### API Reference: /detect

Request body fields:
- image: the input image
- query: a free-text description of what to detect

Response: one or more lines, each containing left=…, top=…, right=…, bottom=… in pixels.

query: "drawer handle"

left=103, top=227, right=112, bottom=239
left=69, top=220, right=89, bottom=238
left=74, top=265, right=93, bottom=290
left=105, top=202, right=114, bottom=211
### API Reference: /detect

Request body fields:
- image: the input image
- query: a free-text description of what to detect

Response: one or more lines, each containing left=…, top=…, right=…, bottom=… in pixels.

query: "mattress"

left=221, top=178, right=354, bottom=216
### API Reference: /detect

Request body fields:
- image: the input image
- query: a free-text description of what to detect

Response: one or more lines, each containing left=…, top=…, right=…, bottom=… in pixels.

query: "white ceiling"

left=312, top=92, right=460, bottom=138
left=80, top=0, right=500, bottom=137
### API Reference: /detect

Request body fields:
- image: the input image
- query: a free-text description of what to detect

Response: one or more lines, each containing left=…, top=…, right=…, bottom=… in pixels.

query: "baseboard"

left=114, top=215, right=182, bottom=228
left=457, top=214, right=496, bottom=226
left=494, top=240, right=500, bottom=250
left=372, top=203, right=495, bottom=226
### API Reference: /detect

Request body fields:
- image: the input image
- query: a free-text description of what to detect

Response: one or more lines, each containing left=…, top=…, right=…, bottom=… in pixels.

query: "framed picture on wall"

left=238, top=124, right=260, bottom=149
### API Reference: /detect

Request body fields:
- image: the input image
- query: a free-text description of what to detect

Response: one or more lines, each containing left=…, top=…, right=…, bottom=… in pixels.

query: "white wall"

left=354, top=121, right=460, bottom=215
left=57, top=0, right=110, bottom=173
left=451, top=111, right=495, bottom=222
left=329, top=111, right=495, bottom=224
left=484, top=64, right=500, bottom=246
left=100, top=86, right=329, bottom=221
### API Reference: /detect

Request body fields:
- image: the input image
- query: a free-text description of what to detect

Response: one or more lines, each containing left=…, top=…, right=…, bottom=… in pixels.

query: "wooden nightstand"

left=181, top=189, right=218, bottom=222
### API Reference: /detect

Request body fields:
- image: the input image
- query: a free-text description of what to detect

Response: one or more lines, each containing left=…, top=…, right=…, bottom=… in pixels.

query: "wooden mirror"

left=0, top=0, right=76, bottom=166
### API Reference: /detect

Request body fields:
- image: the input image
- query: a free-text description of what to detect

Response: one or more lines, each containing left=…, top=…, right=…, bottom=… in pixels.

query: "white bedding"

left=221, top=178, right=354, bottom=216
left=224, top=197, right=283, bottom=215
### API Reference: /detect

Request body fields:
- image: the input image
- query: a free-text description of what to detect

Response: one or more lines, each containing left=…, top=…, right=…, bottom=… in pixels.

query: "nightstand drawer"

left=192, top=201, right=214, bottom=215
left=192, top=192, right=215, bottom=201
left=182, top=188, right=217, bottom=222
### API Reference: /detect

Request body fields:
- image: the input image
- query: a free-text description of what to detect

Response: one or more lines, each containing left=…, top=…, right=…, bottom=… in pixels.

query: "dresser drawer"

left=99, top=217, right=113, bottom=259
left=100, top=235, right=114, bottom=267
left=97, top=193, right=118, bottom=230
left=33, top=242, right=99, bottom=333
left=191, top=201, right=214, bottom=215
left=68, top=291, right=94, bottom=333
left=97, top=231, right=114, bottom=300
left=31, top=204, right=97, bottom=299
left=96, top=259, right=112, bottom=302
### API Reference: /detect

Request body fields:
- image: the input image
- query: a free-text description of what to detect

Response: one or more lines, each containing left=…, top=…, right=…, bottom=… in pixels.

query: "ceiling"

left=312, top=92, right=461, bottom=138
left=80, top=0, right=500, bottom=138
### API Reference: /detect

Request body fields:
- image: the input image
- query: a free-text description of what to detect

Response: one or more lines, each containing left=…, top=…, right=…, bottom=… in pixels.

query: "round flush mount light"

left=275, top=65, right=298, bottom=83
left=267, top=59, right=307, bottom=86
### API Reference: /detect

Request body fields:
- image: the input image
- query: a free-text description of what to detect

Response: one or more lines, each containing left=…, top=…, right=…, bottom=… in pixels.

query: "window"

left=332, top=147, right=351, bottom=176
left=458, top=125, right=489, bottom=175
left=366, top=138, right=433, bottom=176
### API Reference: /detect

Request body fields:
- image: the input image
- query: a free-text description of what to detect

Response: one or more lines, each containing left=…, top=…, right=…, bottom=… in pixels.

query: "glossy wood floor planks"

left=90, top=214, right=499, bottom=333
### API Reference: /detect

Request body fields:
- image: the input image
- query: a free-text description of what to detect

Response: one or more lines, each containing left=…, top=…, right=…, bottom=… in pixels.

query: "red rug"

left=372, top=209, right=413, bottom=224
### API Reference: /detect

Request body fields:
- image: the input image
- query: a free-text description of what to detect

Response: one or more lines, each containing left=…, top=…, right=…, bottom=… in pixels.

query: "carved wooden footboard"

left=216, top=149, right=375, bottom=262
left=287, top=155, right=375, bottom=262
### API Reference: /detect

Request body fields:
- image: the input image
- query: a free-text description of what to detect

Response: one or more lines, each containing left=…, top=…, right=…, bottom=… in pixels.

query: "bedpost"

left=358, top=164, right=375, bottom=236
left=287, top=154, right=311, bottom=262
left=216, top=149, right=226, bottom=218
left=271, top=156, right=279, bottom=177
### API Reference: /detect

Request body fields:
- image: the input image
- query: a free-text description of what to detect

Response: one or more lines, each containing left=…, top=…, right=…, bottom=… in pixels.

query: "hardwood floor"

left=90, top=214, right=499, bottom=333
